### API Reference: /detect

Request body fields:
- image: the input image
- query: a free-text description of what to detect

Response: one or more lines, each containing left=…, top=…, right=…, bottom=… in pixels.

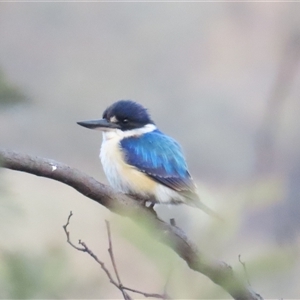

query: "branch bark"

left=0, top=148, right=263, bottom=300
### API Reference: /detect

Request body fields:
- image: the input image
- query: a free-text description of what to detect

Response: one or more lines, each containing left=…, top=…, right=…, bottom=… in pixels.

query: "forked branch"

left=63, top=212, right=168, bottom=299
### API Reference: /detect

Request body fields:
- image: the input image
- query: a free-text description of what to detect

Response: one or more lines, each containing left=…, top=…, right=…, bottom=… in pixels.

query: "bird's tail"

left=194, top=200, right=223, bottom=221
left=181, top=190, right=223, bottom=221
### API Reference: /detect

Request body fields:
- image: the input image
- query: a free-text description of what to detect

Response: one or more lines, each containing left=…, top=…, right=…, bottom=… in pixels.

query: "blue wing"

left=120, top=130, right=196, bottom=193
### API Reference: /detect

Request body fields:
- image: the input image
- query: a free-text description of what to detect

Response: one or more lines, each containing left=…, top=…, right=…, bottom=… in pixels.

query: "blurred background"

left=1, top=2, right=300, bottom=299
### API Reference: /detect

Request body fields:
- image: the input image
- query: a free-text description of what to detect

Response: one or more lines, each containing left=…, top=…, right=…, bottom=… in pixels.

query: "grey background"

left=1, top=3, right=300, bottom=298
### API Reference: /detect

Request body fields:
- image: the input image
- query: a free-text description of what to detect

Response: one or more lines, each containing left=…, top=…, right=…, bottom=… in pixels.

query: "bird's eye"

left=122, top=118, right=129, bottom=123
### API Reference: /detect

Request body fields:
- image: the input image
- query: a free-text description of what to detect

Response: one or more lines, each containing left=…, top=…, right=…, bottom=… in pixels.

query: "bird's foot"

left=143, top=200, right=157, bottom=215
left=126, top=193, right=157, bottom=216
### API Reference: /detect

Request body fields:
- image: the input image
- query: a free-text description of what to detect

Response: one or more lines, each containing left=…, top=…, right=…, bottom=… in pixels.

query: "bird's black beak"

left=77, top=119, right=121, bottom=130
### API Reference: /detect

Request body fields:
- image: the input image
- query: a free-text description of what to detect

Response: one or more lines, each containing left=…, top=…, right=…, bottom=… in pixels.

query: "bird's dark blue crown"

left=103, top=100, right=154, bottom=130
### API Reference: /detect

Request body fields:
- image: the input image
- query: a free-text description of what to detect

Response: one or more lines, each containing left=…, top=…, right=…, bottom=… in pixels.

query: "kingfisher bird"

left=77, top=100, right=218, bottom=217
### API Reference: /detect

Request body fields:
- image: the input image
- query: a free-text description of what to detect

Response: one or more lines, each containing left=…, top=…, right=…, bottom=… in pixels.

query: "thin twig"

left=105, top=220, right=171, bottom=299
left=105, top=220, right=131, bottom=299
left=63, top=211, right=84, bottom=251
left=105, top=220, right=122, bottom=285
left=238, top=255, right=251, bottom=287
left=122, top=287, right=166, bottom=299
left=63, top=212, right=121, bottom=290
left=63, top=212, right=168, bottom=299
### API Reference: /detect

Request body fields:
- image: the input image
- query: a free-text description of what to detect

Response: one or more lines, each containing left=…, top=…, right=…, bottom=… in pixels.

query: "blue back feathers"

left=120, top=130, right=195, bottom=192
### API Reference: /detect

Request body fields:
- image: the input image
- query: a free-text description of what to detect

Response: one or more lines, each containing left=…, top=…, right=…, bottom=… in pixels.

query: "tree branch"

left=0, top=148, right=263, bottom=300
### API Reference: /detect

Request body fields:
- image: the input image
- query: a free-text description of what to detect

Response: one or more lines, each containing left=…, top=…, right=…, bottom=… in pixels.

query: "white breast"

left=100, top=130, right=157, bottom=196
left=100, top=131, right=130, bottom=192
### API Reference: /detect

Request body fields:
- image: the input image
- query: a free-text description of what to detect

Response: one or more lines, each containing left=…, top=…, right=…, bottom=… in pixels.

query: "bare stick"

left=105, top=220, right=130, bottom=299
left=63, top=212, right=168, bottom=299
left=62, top=211, right=83, bottom=251
left=238, top=255, right=251, bottom=287
left=1, top=149, right=263, bottom=300
left=105, top=220, right=122, bottom=285
left=63, top=212, right=120, bottom=290
left=122, top=286, right=166, bottom=299
left=105, top=221, right=169, bottom=299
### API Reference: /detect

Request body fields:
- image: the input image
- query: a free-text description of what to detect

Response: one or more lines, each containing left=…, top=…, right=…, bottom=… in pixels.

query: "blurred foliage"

left=112, top=213, right=297, bottom=299
left=114, top=216, right=206, bottom=298
left=247, top=248, right=296, bottom=280
left=116, top=216, right=176, bottom=272
left=0, top=68, right=27, bottom=107
left=246, top=174, right=286, bottom=210
left=0, top=247, right=70, bottom=298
